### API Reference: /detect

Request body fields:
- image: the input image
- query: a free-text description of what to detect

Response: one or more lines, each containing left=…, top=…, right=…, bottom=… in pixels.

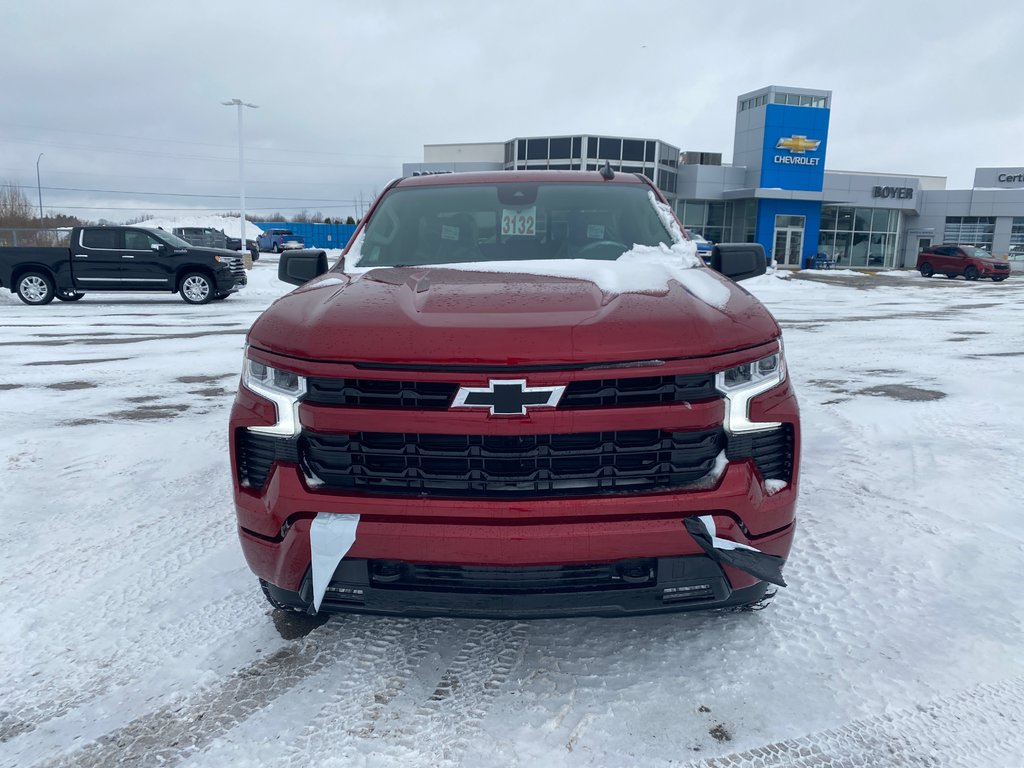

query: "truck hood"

left=248, top=266, right=780, bottom=366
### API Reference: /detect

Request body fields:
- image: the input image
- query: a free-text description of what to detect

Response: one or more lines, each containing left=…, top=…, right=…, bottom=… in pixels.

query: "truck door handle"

left=122, top=255, right=135, bottom=259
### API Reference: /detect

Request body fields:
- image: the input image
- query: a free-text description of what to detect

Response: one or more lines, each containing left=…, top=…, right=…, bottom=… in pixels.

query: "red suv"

left=230, top=171, right=799, bottom=618
left=917, top=244, right=1010, bottom=281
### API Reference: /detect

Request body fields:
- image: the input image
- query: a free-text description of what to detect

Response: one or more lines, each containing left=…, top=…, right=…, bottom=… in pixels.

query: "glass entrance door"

left=773, top=215, right=805, bottom=267
left=916, top=236, right=932, bottom=253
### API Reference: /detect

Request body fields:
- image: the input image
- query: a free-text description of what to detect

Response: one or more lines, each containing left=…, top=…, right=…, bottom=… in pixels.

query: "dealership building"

left=402, top=85, right=1024, bottom=270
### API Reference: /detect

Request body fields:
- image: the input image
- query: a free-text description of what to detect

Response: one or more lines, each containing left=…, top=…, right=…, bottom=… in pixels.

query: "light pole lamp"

left=36, top=153, right=44, bottom=220
left=221, top=99, right=259, bottom=250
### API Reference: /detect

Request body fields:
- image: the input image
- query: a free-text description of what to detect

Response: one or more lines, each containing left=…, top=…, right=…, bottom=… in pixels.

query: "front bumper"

left=261, top=554, right=775, bottom=618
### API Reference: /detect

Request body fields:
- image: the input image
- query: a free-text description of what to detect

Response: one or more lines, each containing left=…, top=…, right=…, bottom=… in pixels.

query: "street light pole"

left=221, top=98, right=259, bottom=251
left=35, top=153, right=44, bottom=220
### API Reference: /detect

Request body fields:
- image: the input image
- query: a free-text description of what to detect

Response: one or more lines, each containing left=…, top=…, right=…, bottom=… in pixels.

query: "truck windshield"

left=352, top=183, right=676, bottom=268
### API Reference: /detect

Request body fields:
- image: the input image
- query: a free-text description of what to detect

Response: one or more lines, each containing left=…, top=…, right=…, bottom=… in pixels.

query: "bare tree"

left=0, top=181, right=35, bottom=227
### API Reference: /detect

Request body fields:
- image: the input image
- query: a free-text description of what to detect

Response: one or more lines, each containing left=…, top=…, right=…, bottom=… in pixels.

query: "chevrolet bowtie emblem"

left=776, top=135, right=820, bottom=154
left=452, top=379, right=565, bottom=416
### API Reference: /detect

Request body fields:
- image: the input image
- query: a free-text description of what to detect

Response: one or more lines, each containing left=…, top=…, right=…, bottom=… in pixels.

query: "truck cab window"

left=125, top=231, right=158, bottom=251
left=81, top=229, right=120, bottom=249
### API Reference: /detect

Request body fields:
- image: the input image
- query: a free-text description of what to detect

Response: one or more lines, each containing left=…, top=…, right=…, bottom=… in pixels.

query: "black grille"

left=236, top=431, right=300, bottom=488
left=560, top=374, right=716, bottom=407
left=301, top=428, right=724, bottom=497
left=304, top=378, right=457, bottom=409
left=368, top=559, right=656, bottom=593
left=302, top=373, right=716, bottom=409
left=726, top=425, right=794, bottom=483
left=228, top=257, right=247, bottom=282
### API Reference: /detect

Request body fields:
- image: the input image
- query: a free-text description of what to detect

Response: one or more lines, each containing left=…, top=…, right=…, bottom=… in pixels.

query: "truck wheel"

left=273, top=243, right=281, bottom=253
left=919, top=263, right=934, bottom=278
left=56, top=290, right=85, bottom=302
left=963, top=266, right=979, bottom=281
left=179, top=272, right=214, bottom=304
left=15, top=271, right=56, bottom=305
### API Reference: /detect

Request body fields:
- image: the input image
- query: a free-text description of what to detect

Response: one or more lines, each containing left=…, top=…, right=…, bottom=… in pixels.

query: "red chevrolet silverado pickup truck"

left=230, top=170, right=799, bottom=618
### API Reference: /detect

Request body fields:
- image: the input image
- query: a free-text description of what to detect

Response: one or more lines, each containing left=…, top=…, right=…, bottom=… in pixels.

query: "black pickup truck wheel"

left=56, top=290, right=85, bottom=302
left=15, top=272, right=56, bottom=305
left=179, top=272, right=214, bottom=304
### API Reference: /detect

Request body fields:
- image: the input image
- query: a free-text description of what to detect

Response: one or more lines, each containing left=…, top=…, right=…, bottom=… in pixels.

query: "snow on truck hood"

left=248, top=246, right=780, bottom=366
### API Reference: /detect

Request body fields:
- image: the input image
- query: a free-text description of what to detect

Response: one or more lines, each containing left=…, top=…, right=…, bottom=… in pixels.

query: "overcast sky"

left=3, top=0, right=1022, bottom=223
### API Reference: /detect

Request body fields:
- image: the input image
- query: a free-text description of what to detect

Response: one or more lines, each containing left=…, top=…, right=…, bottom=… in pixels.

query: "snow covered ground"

left=1, top=261, right=1022, bottom=767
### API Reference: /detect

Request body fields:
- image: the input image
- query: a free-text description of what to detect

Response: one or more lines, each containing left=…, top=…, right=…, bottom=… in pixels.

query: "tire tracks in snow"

left=681, top=675, right=1024, bottom=768
left=186, top=619, right=530, bottom=768
left=407, top=620, right=530, bottom=767
left=28, top=616, right=445, bottom=768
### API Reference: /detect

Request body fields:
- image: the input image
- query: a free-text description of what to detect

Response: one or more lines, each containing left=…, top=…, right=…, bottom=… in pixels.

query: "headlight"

left=242, top=349, right=306, bottom=436
left=715, top=343, right=786, bottom=433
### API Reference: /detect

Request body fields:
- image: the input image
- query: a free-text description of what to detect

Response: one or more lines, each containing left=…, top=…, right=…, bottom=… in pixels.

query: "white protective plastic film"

left=309, top=512, right=360, bottom=611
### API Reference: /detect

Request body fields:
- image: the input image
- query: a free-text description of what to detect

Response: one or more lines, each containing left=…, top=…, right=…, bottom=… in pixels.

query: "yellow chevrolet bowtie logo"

left=776, top=135, right=820, bottom=154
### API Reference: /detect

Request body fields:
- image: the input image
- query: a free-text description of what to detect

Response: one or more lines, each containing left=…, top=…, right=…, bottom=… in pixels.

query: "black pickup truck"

left=0, top=226, right=247, bottom=305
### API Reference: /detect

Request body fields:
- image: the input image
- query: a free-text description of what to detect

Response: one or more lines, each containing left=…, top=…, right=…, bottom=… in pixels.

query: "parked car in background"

left=173, top=227, right=259, bottom=262
left=916, top=244, right=1010, bottom=281
left=685, top=229, right=714, bottom=264
left=0, top=226, right=247, bottom=305
left=257, top=229, right=305, bottom=253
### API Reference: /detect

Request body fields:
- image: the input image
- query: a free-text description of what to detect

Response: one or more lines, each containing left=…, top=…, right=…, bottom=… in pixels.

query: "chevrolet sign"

left=774, top=134, right=822, bottom=166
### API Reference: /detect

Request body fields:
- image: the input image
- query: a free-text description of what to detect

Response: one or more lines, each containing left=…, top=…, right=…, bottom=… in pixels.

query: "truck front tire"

left=15, top=271, right=56, bottom=305
left=179, top=272, right=215, bottom=304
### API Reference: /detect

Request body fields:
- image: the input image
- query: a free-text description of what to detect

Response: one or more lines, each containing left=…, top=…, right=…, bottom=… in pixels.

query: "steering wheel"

left=575, top=240, right=629, bottom=260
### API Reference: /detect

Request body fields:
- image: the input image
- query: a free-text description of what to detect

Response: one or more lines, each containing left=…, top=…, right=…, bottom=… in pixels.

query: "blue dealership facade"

left=404, top=85, right=1024, bottom=270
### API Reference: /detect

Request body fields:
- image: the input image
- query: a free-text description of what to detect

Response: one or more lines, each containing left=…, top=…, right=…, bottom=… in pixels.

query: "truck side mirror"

left=710, top=243, right=767, bottom=282
left=279, top=249, right=329, bottom=286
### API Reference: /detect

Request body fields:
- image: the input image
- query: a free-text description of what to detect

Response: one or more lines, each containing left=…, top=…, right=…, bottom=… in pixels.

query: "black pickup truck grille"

left=302, top=374, right=716, bottom=409
left=300, top=428, right=724, bottom=497
left=227, top=257, right=247, bottom=284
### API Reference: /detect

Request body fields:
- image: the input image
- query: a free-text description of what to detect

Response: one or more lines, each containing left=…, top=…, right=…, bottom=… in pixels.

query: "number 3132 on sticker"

left=501, top=207, right=536, bottom=236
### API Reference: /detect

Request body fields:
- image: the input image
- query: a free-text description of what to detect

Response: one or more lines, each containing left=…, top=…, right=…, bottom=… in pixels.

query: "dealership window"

left=819, top=206, right=898, bottom=268
left=943, top=216, right=995, bottom=250
left=1010, top=217, right=1024, bottom=253
left=549, top=137, right=571, bottom=159
left=526, top=139, right=548, bottom=160
left=674, top=200, right=754, bottom=245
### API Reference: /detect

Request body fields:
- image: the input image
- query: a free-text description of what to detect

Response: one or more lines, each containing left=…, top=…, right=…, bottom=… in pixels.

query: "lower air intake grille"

left=369, top=559, right=656, bottom=594
left=236, top=430, right=299, bottom=488
left=301, top=428, right=724, bottom=497
left=726, top=425, right=794, bottom=483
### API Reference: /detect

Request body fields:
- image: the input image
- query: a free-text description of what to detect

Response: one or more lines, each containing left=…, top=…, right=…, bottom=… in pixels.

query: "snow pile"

left=134, top=214, right=264, bottom=240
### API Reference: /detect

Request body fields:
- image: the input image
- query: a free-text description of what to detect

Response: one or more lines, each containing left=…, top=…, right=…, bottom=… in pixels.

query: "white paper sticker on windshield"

left=441, top=224, right=459, bottom=241
left=501, top=207, right=537, bottom=237
left=586, top=224, right=605, bottom=240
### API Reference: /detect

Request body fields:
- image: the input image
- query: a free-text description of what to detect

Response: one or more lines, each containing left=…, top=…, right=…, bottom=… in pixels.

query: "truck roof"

left=397, top=170, right=654, bottom=188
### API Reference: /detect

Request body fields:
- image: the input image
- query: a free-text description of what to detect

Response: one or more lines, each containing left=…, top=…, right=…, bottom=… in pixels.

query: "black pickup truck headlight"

left=242, top=348, right=306, bottom=436
left=715, top=342, right=786, bottom=433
